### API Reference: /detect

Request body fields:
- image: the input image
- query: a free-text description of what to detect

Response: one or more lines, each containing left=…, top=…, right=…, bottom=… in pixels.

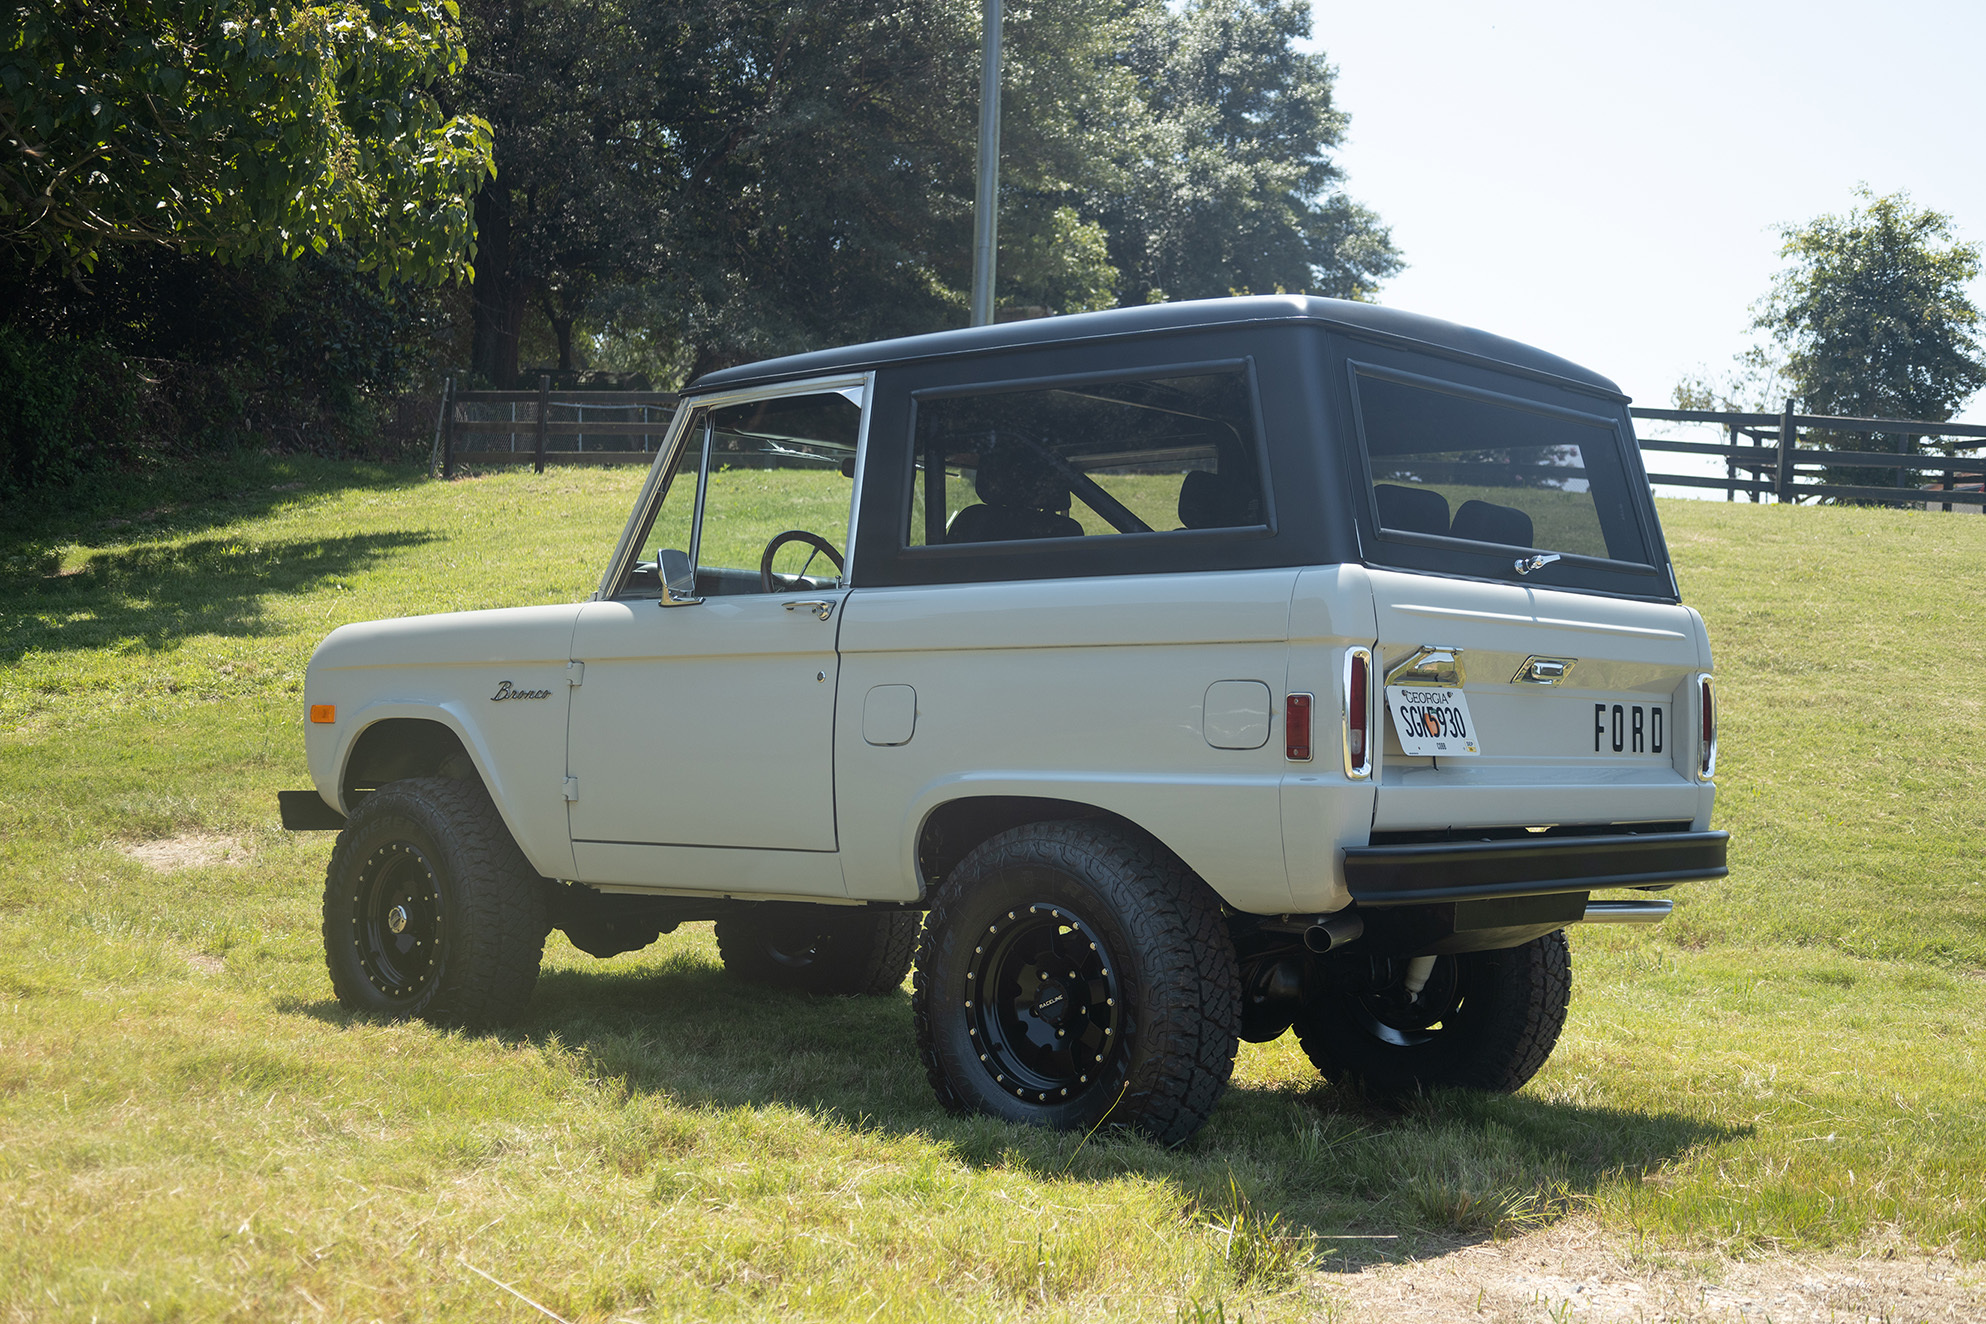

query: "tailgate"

left=1368, top=568, right=1713, bottom=833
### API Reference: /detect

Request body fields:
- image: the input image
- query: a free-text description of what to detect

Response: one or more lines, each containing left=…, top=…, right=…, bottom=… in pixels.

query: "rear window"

left=1351, top=364, right=1652, bottom=567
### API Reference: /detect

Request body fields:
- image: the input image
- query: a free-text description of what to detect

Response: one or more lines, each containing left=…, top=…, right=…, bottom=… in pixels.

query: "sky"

left=1306, top=0, right=1986, bottom=443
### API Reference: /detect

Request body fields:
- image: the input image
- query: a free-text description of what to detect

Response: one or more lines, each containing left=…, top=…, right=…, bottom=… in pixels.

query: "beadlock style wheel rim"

left=965, top=903, right=1123, bottom=1105
left=350, top=841, right=442, bottom=999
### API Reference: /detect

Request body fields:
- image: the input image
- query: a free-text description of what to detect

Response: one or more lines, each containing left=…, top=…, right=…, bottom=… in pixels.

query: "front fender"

left=331, top=698, right=575, bottom=881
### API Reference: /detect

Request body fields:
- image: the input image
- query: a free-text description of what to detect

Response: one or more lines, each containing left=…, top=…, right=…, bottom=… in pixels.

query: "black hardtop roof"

left=689, top=295, right=1626, bottom=400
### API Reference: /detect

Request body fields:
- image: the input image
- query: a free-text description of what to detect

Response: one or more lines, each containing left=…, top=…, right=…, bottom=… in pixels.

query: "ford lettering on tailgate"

left=1595, top=702, right=1667, bottom=755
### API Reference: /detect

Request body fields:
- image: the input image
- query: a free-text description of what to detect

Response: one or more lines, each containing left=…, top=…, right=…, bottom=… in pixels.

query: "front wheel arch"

left=339, top=717, right=476, bottom=810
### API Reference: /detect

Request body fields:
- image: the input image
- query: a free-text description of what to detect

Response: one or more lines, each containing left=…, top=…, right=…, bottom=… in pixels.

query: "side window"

left=907, top=369, right=1265, bottom=549
left=1352, top=367, right=1650, bottom=565
left=623, top=389, right=861, bottom=598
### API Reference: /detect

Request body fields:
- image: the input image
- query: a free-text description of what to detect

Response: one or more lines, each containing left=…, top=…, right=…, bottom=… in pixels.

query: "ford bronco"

left=283, top=296, right=1726, bottom=1145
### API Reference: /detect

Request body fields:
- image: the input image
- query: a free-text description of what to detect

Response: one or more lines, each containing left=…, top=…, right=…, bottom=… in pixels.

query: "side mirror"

left=657, top=548, right=702, bottom=607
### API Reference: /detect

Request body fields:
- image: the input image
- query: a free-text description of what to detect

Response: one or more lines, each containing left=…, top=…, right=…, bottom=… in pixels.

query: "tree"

left=1097, top=0, right=1400, bottom=303
left=0, top=0, right=493, bottom=284
left=660, top=0, right=1143, bottom=376
left=451, top=0, right=688, bottom=385
left=452, top=0, right=1401, bottom=386
left=1678, top=189, right=1986, bottom=427
left=1758, top=188, right=1986, bottom=427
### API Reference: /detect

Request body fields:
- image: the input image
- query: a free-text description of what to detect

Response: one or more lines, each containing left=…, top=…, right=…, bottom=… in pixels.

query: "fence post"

left=1777, top=400, right=1796, bottom=503
left=1725, top=425, right=1737, bottom=502
left=534, top=374, right=550, bottom=474
left=441, top=376, right=458, bottom=479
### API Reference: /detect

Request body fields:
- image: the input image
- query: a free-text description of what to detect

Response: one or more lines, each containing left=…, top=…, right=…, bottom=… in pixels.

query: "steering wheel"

left=759, top=529, right=845, bottom=593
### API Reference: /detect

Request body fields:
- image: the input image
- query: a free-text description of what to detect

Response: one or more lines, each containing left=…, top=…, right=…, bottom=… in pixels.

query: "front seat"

left=946, top=442, right=1085, bottom=542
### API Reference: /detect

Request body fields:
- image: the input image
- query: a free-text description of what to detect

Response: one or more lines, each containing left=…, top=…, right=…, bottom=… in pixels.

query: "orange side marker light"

left=309, top=704, right=336, bottom=724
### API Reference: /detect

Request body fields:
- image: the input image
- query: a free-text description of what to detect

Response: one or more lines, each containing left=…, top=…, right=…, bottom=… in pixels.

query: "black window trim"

left=898, top=356, right=1278, bottom=562
left=1344, top=357, right=1661, bottom=574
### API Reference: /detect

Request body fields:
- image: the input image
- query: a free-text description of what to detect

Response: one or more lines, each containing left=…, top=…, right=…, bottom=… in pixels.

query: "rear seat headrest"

left=1374, top=483, right=1450, bottom=536
left=1451, top=499, right=1534, bottom=549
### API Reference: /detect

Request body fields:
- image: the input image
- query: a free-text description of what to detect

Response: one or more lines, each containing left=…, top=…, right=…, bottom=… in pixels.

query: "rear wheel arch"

left=917, top=796, right=1194, bottom=897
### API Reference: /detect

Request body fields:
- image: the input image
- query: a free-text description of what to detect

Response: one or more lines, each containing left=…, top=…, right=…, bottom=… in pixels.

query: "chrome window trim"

left=841, top=372, right=876, bottom=585
left=595, top=372, right=871, bottom=600
left=594, top=403, right=695, bottom=600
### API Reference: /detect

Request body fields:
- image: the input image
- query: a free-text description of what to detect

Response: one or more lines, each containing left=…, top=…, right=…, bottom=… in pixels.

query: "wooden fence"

left=434, top=377, right=678, bottom=476
left=1630, top=405, right=1986, bottom=510
left=428, top=381, right=1986, bottom=513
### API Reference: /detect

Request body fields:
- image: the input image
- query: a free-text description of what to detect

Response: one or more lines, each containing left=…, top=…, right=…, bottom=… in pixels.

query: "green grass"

left=3, top=461, right=1984, bottom=1321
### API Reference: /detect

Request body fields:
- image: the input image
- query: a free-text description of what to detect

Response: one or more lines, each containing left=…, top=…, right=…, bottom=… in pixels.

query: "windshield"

left=1352, top=365, right=1651, bottom=567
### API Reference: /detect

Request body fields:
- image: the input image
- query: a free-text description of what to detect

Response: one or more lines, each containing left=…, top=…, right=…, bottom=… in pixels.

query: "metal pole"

left=969, top=0, right=1002, bottom=327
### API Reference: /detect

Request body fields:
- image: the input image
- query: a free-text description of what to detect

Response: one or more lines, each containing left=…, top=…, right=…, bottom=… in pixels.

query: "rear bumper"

left=1343, top=830, right=1728, bottom=907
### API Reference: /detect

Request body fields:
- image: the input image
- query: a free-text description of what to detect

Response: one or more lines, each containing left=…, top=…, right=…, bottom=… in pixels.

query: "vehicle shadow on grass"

left=0, top=529, right=437, bottom=661
left=304, top=953, right=1746, bottom=1270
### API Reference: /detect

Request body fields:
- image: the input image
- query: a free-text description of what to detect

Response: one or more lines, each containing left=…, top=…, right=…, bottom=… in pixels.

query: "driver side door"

left=565, top=378, right=867, bottom=895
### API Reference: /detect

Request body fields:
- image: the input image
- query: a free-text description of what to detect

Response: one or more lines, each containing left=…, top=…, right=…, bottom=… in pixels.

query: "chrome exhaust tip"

left=1582, top=899, right=1673, bottom=924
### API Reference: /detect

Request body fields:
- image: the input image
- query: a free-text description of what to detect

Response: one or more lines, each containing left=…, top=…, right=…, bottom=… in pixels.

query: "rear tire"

left=1294, top=930, right=1571, bottom=1097
left=714, top=903, right=918, bottom=995
left=322, top=777, right=549, bottom=1029
left=912, top=820, right=1240, bottom=1146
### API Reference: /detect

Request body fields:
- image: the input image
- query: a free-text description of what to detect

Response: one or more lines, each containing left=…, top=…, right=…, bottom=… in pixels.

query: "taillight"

left=1697, top=674, right=1717, bottom=779
left=1343, top=647, right=1372, bottom=779
left=1285, top=693, right=1313, bottom=761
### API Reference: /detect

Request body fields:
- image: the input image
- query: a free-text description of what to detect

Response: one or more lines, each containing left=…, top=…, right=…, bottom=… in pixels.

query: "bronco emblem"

left=490, top=680, right=552, bottom=701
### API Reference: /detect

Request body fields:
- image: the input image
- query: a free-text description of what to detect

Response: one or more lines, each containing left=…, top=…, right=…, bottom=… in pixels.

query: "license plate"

left=1386, top=685, right=1480, bottom=756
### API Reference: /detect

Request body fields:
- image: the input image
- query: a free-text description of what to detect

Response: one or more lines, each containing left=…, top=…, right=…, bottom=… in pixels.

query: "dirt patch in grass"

left=1322, top=1219, right=1983, bottom=1322
left=119, top=833, right=248, bottom=871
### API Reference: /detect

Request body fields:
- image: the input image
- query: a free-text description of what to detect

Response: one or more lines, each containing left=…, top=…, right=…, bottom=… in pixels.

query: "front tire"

left=322, top=777, right=549, bottom=1029
left=714, top=903, right=918, bottom=995
left=1293, top=930, right=1571, bottom=1097
left=912, top=821, right=1241, bottom=1146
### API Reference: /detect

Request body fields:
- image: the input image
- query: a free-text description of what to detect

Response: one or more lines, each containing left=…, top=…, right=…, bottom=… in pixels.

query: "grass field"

left=2, top=457, right=1983, bottom=1321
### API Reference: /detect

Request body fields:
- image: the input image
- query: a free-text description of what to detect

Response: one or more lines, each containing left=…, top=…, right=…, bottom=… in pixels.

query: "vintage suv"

left=284, top=296, right=1726, bottom=1145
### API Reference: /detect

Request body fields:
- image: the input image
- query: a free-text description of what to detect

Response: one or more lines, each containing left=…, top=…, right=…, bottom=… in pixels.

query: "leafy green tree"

left=1675, top=190, right=1986, bottom=498
left=1680, top=191, right=1986, bottom=421
left=1097, top=0, right=1400, bottom=303
left=452, top=0, right=689, bottom=385
left=661, top=0, right=1143, bottom=376
left=0, top=0, right=493, bottom=283
left=453, top=0, right=1399, bottom=385
left=1758, top=188, right=1986, bottom=426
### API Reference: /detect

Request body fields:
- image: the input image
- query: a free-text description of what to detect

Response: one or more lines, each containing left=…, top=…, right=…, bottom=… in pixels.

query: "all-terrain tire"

left=714, top=903, right=919, bottom=995
left=1294, top=930, right=1571, bottom=1097
left=912, top=820, right=1241, bottom=1147
left=322, top=777, right=549, bottom=1029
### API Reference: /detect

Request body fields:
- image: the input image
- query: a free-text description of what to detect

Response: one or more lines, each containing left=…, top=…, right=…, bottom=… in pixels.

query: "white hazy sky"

left=1307, top=0, right=1986, bottom=426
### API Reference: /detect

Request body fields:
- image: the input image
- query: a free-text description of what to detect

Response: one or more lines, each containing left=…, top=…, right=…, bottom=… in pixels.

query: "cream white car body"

left=301, top=296, right=1720, bottom=929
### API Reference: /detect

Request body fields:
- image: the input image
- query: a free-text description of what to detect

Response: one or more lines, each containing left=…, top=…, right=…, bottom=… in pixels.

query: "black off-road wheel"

left=912, top=821, right=1241, bottom=1147
left=322, top=777, right=549, bottom=1029
left=1293, top=930, right=1571, bottom=1097
left=714, top=903, right=918, bottom=995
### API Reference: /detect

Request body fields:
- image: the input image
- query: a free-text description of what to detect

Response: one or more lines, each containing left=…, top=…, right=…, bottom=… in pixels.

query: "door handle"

left=783, top=599, right=835, bottom=621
